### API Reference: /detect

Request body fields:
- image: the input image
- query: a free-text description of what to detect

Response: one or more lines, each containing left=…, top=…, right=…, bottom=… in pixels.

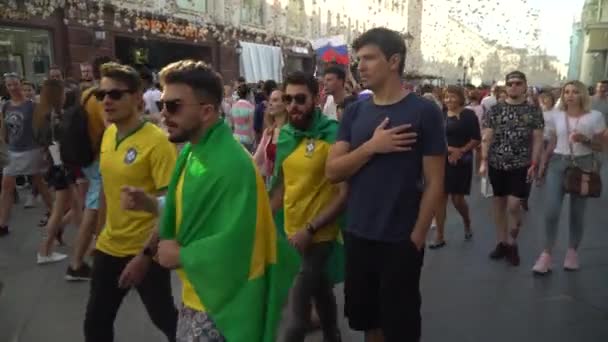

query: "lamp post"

left=457, top=56, right=475, bottom=85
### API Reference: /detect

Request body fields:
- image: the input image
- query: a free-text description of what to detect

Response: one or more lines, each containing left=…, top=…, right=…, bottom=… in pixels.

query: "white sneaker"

left=37, top=252, right=68, bottom=265
left=24, top=194, right=36, bottom=209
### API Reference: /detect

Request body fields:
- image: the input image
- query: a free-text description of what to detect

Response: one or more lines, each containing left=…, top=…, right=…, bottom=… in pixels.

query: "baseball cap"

left=505, top=71, right=527, bottom=83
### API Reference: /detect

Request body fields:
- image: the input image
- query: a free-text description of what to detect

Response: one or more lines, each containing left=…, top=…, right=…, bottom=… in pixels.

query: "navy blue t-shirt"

left=337, top=93, right=447, bottom=242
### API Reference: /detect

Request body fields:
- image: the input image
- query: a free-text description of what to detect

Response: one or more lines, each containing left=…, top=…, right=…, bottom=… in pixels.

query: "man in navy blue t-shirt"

left=326, top=28, right=447, bottom=342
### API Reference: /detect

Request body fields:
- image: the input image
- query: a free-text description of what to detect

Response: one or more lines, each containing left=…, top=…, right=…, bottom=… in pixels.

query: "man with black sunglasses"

left=479, top=71, right=544, bottom=267
left=270, top=71, right=345, bottom=342
left=83, top=62, right=178, bottom=342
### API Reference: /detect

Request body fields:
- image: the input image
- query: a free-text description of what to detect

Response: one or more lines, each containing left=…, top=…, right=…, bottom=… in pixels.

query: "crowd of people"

left=1, top=26, right=608, bottom=342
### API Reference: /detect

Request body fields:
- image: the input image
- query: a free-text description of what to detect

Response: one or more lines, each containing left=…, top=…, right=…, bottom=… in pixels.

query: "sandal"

left=38, top=212, right=50, bottom=227
left=465, top=231, right=473, bottom=241
left=429, top=241, right=446, bottom=249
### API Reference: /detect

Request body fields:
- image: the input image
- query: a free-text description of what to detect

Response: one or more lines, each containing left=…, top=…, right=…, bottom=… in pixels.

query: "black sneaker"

left=0, top=225, right=9, bottom=237
left=506, top=244, right=520, bottom=266
left=65, top=263, right=92, bottom=281
left=489, top=242, right=508, bottom=260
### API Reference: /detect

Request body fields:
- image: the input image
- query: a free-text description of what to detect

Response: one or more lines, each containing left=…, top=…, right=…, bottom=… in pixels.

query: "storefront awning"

left=239, top=41, right=284, bottom=83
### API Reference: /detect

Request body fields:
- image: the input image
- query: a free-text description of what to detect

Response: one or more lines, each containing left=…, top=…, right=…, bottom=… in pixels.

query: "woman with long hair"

left=34, top=79, right=82, bottom=264
left=533, top=81, right=606, bottom=274
left=430, top=86, right=481, bottom=249
left=253, top=89, right=287, bottom=186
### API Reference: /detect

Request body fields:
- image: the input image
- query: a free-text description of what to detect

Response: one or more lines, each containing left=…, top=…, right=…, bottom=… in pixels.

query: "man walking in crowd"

left=83, top=62, right=178, bottom=342
left=140, top=67, right=162, bottom=122
left=326, top=27, right=446, bottom=342
left=122, top=60, right=289, bottom=342
left=48, top=65, right=63, bottom=81
left=592, top=80, right=608, bottom=116
left=0, top=74, right=53, bottom=238
left=66, top=55, right=111, bottom=280
left=479, top=71, right=544, bottom=266
left=80, top=62, right=95, bottom=89
left=323, top=66, right=347, bottom=121
left=481, top=84, right=499, bottom=114
left=270, top=71, right=345, bottom=342
left=229, top=84, right=256, bottom=151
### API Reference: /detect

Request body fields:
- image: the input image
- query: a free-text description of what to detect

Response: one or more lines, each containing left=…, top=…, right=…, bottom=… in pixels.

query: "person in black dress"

left=430, top=85, right=481, bottom=249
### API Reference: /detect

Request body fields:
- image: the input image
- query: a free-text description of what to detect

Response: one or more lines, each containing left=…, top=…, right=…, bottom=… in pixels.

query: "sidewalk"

left=1, top=184, right=608, bottom=341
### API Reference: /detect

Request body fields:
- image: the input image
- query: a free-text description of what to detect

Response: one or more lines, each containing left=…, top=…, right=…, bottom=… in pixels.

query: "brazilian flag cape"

left=270, top=108, right=345, bottom=285
left=159, top=121, right=293, bottom=342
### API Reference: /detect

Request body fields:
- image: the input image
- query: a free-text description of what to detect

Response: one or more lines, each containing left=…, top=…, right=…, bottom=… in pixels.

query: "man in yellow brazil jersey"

left=121, top=60, right=289, bottom=342
left=270, top=72, right=346, bottom=342
left=83, top=62, right=178, bottom=342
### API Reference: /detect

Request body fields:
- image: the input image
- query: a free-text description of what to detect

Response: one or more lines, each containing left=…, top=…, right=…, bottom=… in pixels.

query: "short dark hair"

left=21, top=81, right=35, bottom=89
left=92, top=56, right=113, bottom=80
left=262, top=80, right=278, bottom=97
left=324, top=66, right=346, bottom=82
left=237, top=76, right=246, bottom=83
left=353, top=27, right=406, bottom=75
left=283, top=71, right=319, bottom=97
left=159, top=60, right=223, bottom=108
left=237, top=84, right=250, bottom=100
left=599, top=80, right=608, bottom=85
left=100, top=62, right=142, bottom=92
left=138, top=66, right=154, bottom=83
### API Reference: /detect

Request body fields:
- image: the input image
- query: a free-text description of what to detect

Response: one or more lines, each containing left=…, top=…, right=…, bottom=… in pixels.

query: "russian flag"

left=311, top=35, right=349, bottom=65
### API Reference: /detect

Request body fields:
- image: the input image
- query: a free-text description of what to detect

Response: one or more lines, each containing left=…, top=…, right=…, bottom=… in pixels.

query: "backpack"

left=58, top=89, right=96, bottom=168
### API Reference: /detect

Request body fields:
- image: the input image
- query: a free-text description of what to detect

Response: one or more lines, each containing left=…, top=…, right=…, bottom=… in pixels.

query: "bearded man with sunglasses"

left=270, top=72, right=345, bottom=342
left=479, top=71, right=544, bottom=267
left=83, top=62, right=178, bottom=342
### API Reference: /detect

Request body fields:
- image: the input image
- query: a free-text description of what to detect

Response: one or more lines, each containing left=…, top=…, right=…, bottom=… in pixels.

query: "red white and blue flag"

left=311, top=35, right=349, bottom=65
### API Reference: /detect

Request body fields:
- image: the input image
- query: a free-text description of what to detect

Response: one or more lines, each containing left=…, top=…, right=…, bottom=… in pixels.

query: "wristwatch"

left=305, top=222, right=317, bottom=236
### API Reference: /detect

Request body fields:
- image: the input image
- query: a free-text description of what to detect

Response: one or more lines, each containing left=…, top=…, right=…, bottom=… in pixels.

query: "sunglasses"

left=157, top=99, right=208, bottom=114
left=94, top=89, right=133, bottom=101
left=282, top=94, right=308, bottom=105
left=506, top=81, right=524, bottom=87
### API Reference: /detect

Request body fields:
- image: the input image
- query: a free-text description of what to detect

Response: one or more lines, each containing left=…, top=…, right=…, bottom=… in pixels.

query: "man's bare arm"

left=270, top=182, right=284, bottom=215
left=308, top=183, right=348, bottom=232
left=325, top=141, right=374, bottom=183
left=480, top=128, right=494, bottom=162
left=410, top=155, right=445, bottom=248
left=531, top=129, right=544, bottom=166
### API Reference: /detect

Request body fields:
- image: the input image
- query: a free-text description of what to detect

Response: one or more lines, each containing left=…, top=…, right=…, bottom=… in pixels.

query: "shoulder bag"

left=562, top=113, right=602, bottom=198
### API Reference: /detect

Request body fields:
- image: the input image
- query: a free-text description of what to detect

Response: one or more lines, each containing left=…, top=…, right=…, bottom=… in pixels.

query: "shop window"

left=0, top=26, right=53, bottom=85
left=176, top=0, right=208, bottom=14
left=241, top=0, right=264, bottom=26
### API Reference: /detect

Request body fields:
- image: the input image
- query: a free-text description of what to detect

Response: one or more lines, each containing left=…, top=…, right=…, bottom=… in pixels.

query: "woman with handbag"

left=429, top=86, right=481, bottom=249
left=534, top=81, right=605, bottom=274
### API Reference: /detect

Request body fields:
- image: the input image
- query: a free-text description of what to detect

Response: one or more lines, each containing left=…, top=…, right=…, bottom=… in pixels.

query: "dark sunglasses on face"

left=282, top=93, right=308, bottom=105
left=157, top=99, right=208, bottom=114
left=506, top=81, right=523, bottom=87
left=94, top=89, right=133, bottom=101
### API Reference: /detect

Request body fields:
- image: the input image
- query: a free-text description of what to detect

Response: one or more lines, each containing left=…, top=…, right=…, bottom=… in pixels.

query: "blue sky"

left=534, top=0, right=586, bottom=63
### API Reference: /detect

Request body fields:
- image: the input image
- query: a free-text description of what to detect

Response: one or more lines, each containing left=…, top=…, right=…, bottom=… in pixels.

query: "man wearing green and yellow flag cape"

left=143, top=60, right=290, bottom=342
left=269, top=72, right=347, bottom=342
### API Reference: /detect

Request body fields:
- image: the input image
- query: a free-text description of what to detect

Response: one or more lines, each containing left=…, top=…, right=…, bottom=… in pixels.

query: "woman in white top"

left=533, top=81, right=606, bottom=274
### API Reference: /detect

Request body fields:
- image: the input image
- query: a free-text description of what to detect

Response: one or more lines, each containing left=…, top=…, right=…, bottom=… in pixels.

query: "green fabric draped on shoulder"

left=159, top=120, right=292, bottom=342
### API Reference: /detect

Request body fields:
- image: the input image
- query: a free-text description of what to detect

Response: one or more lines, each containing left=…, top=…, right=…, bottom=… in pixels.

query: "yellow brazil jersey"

left=175, top=162, right=205, bottom=311
left=82, top=87, right=106, bottom=156
left=282, top=139, right=339, bottom=243
left=97, top=122, right=177, bottom=257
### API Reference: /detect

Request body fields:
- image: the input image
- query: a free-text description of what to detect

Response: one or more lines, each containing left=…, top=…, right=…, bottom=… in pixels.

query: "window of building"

left=287, top=0, right=305, bottom=35
left=241, top=0, right=264, bottom=26
left=0, top=26, right=53, bottom=85
left=175, top=0, right=207, bottom=13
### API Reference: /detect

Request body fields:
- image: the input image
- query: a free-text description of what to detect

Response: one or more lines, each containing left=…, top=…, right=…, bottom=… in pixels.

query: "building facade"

left=568, top=21, right=585, bottom=80
left=576, top=0, right=608, bottom=85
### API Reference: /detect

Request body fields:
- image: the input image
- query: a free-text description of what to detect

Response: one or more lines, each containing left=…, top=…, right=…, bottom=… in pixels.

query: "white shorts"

left=3, top=148, right=47, bottom=177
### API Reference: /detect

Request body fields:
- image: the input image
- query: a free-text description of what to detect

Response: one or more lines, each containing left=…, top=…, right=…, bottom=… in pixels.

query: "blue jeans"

left=544, top=154, right=595, bottom=250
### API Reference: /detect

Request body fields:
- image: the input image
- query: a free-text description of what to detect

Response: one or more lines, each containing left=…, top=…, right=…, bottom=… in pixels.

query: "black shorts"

left=488, top=166, right=531, bottom=199
left=344, top=232, right=424, bottom=342
left=45, top=165, right=75, bottom=191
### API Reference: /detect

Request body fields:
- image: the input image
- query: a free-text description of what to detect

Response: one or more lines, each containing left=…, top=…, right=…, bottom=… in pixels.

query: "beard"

left=168, top=123, right=201, bottom=143
left=289, top=105, right=315, bottom=130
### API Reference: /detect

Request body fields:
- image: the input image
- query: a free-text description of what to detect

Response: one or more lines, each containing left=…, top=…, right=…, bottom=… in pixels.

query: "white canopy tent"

left=239, top=41, right=284, bottom=83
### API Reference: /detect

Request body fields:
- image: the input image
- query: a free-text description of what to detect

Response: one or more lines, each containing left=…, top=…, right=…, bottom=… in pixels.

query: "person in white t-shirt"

left=140, top=68, right=162, bottom=123
left=322, top=66, right=346, bottom=121
left=534, top=81, right=606, bottom=275
left=481, top=84, right=499, bottom=114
